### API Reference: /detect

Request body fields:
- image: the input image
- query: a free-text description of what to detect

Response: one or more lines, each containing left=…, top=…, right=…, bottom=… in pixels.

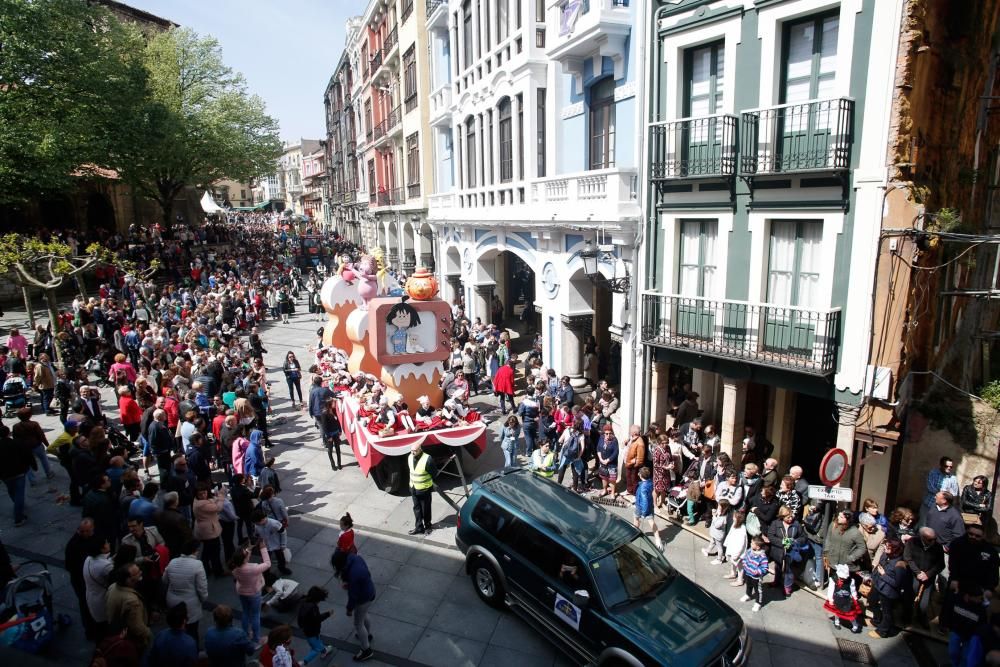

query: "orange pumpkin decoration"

left=404, top=267, right=439, bottom=301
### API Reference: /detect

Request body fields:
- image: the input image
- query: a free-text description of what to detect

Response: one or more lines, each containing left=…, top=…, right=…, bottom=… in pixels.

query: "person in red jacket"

left=117, top=386, right=143, bottom=442
left=492, top=358, right=517, bottom=415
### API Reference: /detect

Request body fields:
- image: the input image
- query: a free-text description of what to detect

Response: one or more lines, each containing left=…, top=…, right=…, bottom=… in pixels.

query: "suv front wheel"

left=470, top=556, right=505, bottom=609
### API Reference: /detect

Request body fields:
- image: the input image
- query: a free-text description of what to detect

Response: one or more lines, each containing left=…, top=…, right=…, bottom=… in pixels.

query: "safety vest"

left=409, top=453, right=433, bottom=491
left=533, top=451, right=555, bottom=478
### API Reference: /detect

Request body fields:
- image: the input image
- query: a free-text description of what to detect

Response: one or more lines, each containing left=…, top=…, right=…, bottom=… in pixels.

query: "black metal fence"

left=740, top=97, right=854, bottom=174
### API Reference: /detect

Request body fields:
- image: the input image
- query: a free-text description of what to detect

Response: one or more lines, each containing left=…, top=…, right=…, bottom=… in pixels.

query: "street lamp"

left=579, top=240, right=630, bottom=294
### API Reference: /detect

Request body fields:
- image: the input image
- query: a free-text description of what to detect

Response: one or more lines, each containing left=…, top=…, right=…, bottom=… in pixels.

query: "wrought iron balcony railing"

left=373, top=120, right=386, bottom=141
left=376, top=190, right=390, bottom=206
left=383, top=27, right=398, bottom=56
left=390, top=187, right=404, bottom=205
left=640, top=293, right=840, bottom=376
left=740, top=97, right=854, bottom=175
left=387, top=105, right=402, bottom=130
left=649, top=114, right=738, bottom=179
left=370, top=50, right=382, bottom=73
left=407, top=183, right=421, bottom=198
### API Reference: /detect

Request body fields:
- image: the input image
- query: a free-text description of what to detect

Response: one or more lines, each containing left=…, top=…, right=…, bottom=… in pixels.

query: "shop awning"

left=232, top=200, right=273, bottom=211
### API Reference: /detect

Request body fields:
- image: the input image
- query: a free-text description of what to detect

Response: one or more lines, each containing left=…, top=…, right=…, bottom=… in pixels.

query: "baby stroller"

left=665, top=480, right=689, bottom=518
left=0, top=561, right=62, bottom=654
left=2, top=380, right=28, bottom=417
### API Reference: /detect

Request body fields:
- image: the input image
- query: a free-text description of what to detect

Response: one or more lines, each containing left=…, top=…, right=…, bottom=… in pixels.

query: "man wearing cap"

left=408, top=444, right=437, bottom=535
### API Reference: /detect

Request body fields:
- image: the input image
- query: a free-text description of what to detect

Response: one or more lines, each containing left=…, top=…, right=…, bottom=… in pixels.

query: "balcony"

left=343, top=191, right=356, bottom=204
left=429, top=85, right=451, bottom=125
left=740, top=97, right=854, bottom=175
left=401, top=0, right=413, bottom=23
left=649, top=114, right=738, bottom=180
left=427, top=0, right=446, bottom=26
left=640, top=294, right=840, bottom=376
left=376, top=190, right=390, bottom=206
left=369, top=50, right=382, bottom=74
left=429, top=167, right=639, bottom=224
left=373, top=120, right=386, bottom=141
left=391, top=187, right=404, bottom=205
left=383, top=26, right=398, bottom=60
left=407, top=183, right=421, bottom=198
left=387, top=105, right=402, bottom=131
left=548, top=0, right=631, bottom=86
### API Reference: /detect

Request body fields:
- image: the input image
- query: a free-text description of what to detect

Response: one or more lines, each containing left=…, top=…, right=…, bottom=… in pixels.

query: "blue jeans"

left=27, top=444, right=52, bottom=483
left=3, top=475, right=26, bottom=523
left=949, top=632, right=984, bottom=667
left=810, top=540, right=825, bottom=587
left=303, top=635, right=326, bottom=663
left=239, top=593, right=262, bottom=643
left=39, top=388, right=53, bottom=413
left=522, top=427, right=537, bottom=458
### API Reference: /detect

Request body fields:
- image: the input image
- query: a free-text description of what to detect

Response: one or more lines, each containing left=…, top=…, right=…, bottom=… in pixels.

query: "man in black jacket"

left=65, top=518, right=101, bottom=639
left=948, top=524, right=1000, bottom=595
left=905, top=526, right=946, bottom=625
left=72, top=385, right=105, bottom=426
left=247, top=383, right=270, bottom=447
left=148, top=409, right=176, bottom=481
left=869, top=538, right=908, bottom=638
left=925, top=491, right=966, bottom=551
left=0, top=424, right=35, bottom=528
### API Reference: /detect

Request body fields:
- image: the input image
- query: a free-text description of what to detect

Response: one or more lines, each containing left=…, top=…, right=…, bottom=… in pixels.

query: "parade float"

left=319, top=255, right=488, bottom=494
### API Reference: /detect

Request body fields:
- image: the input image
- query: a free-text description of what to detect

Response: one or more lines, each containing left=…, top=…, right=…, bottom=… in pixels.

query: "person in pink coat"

left=229, top=541, right=271, bottom=646
left=231, top=427, right=250, bottom=476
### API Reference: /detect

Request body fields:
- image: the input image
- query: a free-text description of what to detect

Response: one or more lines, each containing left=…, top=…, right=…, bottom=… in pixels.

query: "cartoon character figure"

left=386, top=297, right=424, bottom=354
left=372, top=248, right=390, bottom=295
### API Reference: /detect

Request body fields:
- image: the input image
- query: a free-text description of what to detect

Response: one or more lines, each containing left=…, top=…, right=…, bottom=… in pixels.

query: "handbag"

left=703, top=478, right=716, bottom=501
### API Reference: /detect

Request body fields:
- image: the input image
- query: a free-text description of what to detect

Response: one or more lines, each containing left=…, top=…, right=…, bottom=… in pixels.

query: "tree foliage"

left=0, top=0, right=146, bottom=203
left=119, top=28, right=282, bottom=229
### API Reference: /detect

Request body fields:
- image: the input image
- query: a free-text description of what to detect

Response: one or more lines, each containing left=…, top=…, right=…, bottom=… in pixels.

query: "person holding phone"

left=229, top=539, right=271, bottom=648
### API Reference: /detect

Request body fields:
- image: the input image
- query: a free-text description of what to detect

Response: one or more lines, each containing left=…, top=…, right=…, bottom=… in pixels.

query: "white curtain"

left=796, top=222, right=823, bottom=308
left=767, top=220, right=796, bottom=305
left=678, top=220, right=718, bottom=297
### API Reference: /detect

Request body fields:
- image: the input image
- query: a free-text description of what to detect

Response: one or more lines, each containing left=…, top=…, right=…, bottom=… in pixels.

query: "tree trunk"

left=74, top=274, right=87, bottom=300
left=21, top=285, right=35, bottom=330
left=44, top=289, right=62, bottom=366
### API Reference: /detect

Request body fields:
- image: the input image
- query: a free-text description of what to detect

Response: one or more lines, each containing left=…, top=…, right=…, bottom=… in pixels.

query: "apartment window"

left=766, top=220, right=823, bottom=352
left=404, top=45, right=417, bottom=111
left=589, top=78, right=615, bottom=169
left=466, top=118, right=477, bottom=187
left=535, top=0, right=544, bottom=22
left=676, top=220, right=718, bottom=339
left=535, top=28, right=545, bottom=48
left=240, top=189, right=246, bottom=200
left=486, top=111, right=494, bottom=184
left=782, top=11, right=839, bottom=104
left=497, top=0, right=509, bottom=42
left=365, top=100, right=373, bottom=139
left=483, top=0, right=491, bottom=52
left=516, top=0, right=522, bottom=28
left=401, top=0, right=413, bottom=23
left=499, top=99, right=513, bottom=182
left=537, top=88, right=546, bottom=177
left=463, top=1, right=473, bottom=69
left=518, top=94, right=524, bottom=178
left=367, top=159, right=376, bottom=201
left=685, top=41, right=724, bottom=117
left=476, top=0, right=483, bottom=59
left=406, top=133, right=420, bottom=195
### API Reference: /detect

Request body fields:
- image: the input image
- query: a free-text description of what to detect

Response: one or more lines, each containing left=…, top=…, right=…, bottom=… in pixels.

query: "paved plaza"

left=0, top=303, right=946, bottom=667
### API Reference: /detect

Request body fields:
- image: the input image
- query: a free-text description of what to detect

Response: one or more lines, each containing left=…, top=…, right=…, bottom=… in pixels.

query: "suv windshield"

left=592, top=535, right=675, bottom=608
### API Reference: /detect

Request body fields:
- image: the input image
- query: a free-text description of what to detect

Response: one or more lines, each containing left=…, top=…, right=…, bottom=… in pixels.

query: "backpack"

left=803, top=505, right=824, bottom=534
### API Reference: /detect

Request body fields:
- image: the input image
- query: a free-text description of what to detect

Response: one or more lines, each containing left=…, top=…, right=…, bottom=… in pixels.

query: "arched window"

left=589, top=77, right=616, bottom=169
left=499, top=98, right=513, bottom=182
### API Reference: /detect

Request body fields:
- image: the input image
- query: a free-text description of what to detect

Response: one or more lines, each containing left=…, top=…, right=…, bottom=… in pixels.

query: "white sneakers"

left=739, top=594, right=750, bottom=602
left=752, top=603, right=761, bottom=613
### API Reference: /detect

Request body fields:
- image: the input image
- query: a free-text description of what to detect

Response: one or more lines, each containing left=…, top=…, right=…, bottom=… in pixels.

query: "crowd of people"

left=0, top=217, right=387, bottom=665
left=1, top=212, right=998, bottom=666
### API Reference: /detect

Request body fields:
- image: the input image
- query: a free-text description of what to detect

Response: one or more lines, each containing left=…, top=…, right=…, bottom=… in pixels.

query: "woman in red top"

left=117, top=386, right=143, bottom=442
left=331, top=512, right=357, bottom=576
left=492, top=358, right=517, bottom=415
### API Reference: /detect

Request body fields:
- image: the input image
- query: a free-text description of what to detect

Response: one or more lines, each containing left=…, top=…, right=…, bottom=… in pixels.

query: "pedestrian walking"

left=342, top=552, right=375, bottom=662
left=282, top=352, right=304, bottom=408
left=298, top=586, right=333, bottom=664
left=633, top=467, right=663, bottom=550
left=0, top=424, right=35, bottom=526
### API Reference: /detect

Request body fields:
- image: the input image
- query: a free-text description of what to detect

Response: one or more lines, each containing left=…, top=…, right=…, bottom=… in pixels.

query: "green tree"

left=0, top=0, right=146, bottom=203
left=120, top=28, right=281, bottom=231
left=0, top=234, right=156, bottom=364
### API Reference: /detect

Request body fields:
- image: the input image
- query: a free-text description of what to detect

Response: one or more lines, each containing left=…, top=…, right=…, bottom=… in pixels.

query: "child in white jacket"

left=702, top=500, right=731, bottom=563
left=723, top=510, right=748, bottom=584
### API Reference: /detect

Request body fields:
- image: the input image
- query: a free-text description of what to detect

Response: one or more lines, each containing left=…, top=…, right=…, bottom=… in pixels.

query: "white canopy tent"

left=200, top=191, right=225, bottom=214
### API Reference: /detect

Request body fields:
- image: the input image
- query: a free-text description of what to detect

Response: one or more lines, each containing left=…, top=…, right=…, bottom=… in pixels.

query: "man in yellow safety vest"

left=408, top=444, right=437, bottom=535
left=530, top=440, right=557, bottom=479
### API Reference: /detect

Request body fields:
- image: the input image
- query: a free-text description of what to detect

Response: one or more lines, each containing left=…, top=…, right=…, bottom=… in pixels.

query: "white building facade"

left=426, top=0, right=647, bottom=420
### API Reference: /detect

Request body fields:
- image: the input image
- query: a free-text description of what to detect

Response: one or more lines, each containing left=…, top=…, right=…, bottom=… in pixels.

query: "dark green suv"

left=456, top=468, right=750, bottom=666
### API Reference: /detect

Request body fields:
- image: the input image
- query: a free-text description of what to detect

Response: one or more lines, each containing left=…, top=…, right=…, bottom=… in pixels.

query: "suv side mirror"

left=573, top=590, right=590, bottom=608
